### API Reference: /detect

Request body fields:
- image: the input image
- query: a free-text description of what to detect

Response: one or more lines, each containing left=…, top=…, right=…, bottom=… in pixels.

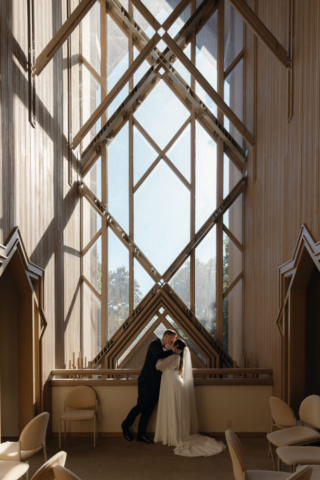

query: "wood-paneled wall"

left=244, top=0, right=320, bottom=395
left=0, top=1, right=81, bottom=391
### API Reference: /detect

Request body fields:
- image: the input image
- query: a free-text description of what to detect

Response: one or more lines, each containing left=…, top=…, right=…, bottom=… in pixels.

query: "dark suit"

left=122, top=338, right=173, bottom=435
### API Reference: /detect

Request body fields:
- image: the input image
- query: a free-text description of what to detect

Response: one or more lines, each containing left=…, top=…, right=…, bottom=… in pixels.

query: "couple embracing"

left=121, top=329, right=225, bottom=457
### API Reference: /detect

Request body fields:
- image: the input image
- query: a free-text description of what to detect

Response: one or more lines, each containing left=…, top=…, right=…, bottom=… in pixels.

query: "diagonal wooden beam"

left=72, top=33, right=160, bottom=149
left=162, top=0, right=191, bottom=32
left=163, top=33, right=254, bottom=145
left=78, top=181, right=161, bottom=282
left=130, top=0, right=161, bottom=31
left=227, top=0, right=289, bottom=68
left=33, top=0, right=97, bottom=76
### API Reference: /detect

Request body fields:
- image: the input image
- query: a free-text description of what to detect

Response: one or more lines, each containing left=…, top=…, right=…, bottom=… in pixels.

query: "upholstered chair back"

left=226, top=430, right=246, bottom=480
left=65, top=386, right=96, bottom=409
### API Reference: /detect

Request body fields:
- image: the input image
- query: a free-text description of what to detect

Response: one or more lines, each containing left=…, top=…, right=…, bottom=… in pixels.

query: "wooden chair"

left=59, top=386, right=98, bottom=448
left=30, top=451, right=67, bottom=480
left=0, top=412, right=49, bottom=480
left=53, top=465, right=81, bottom=480
left=226, top=430, right=313, bottom=480
left=267, top=396, right=320, bottom=471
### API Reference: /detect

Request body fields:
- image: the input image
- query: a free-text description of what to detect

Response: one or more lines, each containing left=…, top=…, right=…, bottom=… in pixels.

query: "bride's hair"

left=174, top=338, right=186, bottom=374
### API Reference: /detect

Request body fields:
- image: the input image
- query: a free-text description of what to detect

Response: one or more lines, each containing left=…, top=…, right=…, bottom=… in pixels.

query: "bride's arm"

left=156, top=354, right=180, bottom=372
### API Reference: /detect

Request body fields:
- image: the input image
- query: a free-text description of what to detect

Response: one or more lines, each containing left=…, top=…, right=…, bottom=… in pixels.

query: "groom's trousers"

left=122, top=382, right=160, bottom=435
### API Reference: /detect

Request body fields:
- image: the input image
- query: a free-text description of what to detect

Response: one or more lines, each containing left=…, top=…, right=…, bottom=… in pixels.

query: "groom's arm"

left=149, top=341, right=174, bottom=361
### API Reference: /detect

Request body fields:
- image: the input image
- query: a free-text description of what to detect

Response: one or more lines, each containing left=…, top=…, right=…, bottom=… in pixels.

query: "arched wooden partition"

left=277, top=224, right=320, bottom=414
left=0, top=228, right=46, bottom=437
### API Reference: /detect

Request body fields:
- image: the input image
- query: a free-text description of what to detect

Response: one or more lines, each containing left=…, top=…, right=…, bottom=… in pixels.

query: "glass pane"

left=107, top=16, right=129, bottom=92
left=195, top=225, right=217, bottom=337
left=82, top=2, right=101, bottom=75
left=108, top=229, right=129, bottom=339
left=81, top=66, right=102, bottom=151
left=108, top=123, right=129, bottom=232
left=83, top=236, right=102, bottom=293
left=169, top=256, right=190, bottom=308
left=167, top=123, right=191, bottom=182
left=223, top=232, right=242, bottom=293
left=140, top=0, right=180, bottom=24
left=82, top=198, right=102, bottom=249
left=223, top=154, right=242, bottom=199
left=196, top=121, right=217, bottom=231
left=168, top=3, right=192, bottom=38
left=224, top=0, right=244, bottom=70
left=165, top=314, right=206, bottom=364
left=82, top=281, right=101, bottom=360
left=134, top=159, right=190, bottom=274
left=134, top=258, right=155, bottom=308
left=223, top=193, right=243, bottom=244
left=159, top=307, right=165, bottom=315
left=134, top=80, right=190, bottom=150
left=117, top=314, right=159, bottom=366
left=83, top=157, right=102, bottom=200
left=134, top=125, right=158, bottom=185
left=154, top=322, right=167, bottom=337
left=224, top=58, right=244, bottom=145
left=195, top=10, right=218, bottom=116
left=174, top=43, right=191, bottom=86
left=133, top=46, right=152, bottom=87
left=108, top=84, right=129, bottom=119
left=133, top=7, right=155, bottom=38
left=223, top=278, right=242, bottom=361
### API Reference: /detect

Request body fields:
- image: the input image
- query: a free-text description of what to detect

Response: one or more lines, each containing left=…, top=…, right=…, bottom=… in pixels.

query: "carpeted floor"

left=27, top=436, right=276, bottom=480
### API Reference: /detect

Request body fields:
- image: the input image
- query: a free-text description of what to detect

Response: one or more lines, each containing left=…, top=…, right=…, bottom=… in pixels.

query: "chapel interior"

left=1, top=0, right=320, bottom=479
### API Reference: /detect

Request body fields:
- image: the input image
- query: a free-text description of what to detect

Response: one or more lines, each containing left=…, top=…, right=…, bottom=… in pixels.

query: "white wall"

left=52, top=384, right=272, bottom=434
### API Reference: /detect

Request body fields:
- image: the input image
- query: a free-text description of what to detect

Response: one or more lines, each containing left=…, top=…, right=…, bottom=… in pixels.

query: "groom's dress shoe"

left=121, top=422, right=132, bottom=442
left=137, top=434, right=154, bottom=444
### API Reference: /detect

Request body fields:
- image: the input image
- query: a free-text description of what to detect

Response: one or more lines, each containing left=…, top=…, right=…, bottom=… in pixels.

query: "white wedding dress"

left=154, top=348, right=226, bottom=457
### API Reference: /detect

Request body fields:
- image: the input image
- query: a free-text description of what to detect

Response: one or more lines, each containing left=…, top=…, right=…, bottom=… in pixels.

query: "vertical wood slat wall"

left=0, top=1, right=81, bottom=389
left=244, top=0, right=320, bottom=396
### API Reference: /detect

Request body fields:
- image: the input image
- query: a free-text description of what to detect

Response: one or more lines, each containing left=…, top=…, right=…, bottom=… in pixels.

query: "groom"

left=121, top=329, right=177, bottom=443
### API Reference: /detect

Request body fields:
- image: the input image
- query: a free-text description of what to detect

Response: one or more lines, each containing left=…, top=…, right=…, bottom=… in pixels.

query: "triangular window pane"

left=83, top=235, right=102, bottom=294
left=223, top=193, right=243, bottom=245
left=140, top=1, right=173, bottom=24
left=108, top=229, right=129, bottom=339
left=82, top=198, right=102, bottom=250
left=169, top=256, right=190, bottom=308
left=107, top=16, right=129, bottom=92
left=154, top=322, right=167, bottom=338
left=133, top=7, right=155, bottom=38
left=168, top=3, right=192, bottom=38
left=108, top=123, right=129, bottom=232
left=167, top=123, right=191, bottom=182
left=223, top=153, right=242, bottom=199
left=117, top=314, right=159, bottom=366
left=223, top=278, right=242, bottom=360
left=134, top=258, right=155, bottom=308
left=174, top=43, right=191, bottom=86
left=223, top=231, right=242, bottom=293
left=134, top=125, right=158, bottom=185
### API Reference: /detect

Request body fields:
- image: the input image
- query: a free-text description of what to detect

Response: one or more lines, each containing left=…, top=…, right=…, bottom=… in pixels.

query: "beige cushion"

left=267, top=427, right=320, bottom=447
left=0, top=442, right=19, bottom=460
left=247, top=471, right=291, bottom=480
left=0, top=460, right=29, bottom=479
left=277, top=447, right=320, bottom=466
left=65, top=387, right=96, bottom=409
left=61, top=410, right=95, bottom=421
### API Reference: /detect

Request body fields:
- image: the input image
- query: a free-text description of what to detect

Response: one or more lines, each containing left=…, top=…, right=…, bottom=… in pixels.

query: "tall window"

left=78, top=0, right=247, bottom=367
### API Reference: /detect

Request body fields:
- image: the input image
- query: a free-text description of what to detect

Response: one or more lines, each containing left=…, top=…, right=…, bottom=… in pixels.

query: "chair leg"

left=93, top=416, right=95, bottom=448
left=43, top=441, right=47, bottom=462
left=59, top=419, right=61, bottom=449
left=64, top=420, right=66, bottom=441
left=278, top=456, right=281, bottom=472
left=96, top=413, right=99, bottom=439
left=25, top=461, right=29, bottom=480
left=269, top=443, right=277, bottom=471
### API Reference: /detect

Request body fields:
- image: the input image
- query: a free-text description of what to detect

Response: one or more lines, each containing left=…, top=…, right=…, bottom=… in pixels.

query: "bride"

left=154, top=338, right=226, bottom=457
